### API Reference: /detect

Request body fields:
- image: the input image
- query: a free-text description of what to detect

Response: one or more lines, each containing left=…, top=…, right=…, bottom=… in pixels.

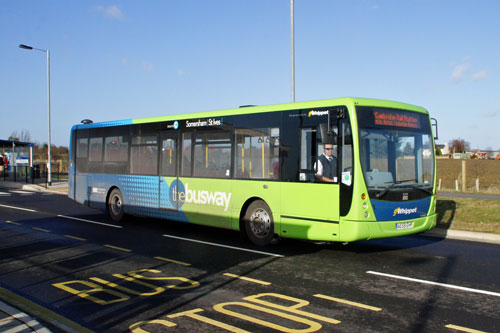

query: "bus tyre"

left=244, top=200, right=274, bottom=246
left=108, top=188, right=124, bottom=222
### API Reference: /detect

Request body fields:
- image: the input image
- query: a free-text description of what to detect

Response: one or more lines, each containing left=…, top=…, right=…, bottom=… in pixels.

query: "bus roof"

left=73, top=97, right=428, bottom=129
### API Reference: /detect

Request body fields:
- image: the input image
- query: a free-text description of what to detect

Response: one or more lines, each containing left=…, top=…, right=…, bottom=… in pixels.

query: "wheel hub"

left=249, top=208, right=271, bottom=237
left=111, top=195, right=122, bottom=215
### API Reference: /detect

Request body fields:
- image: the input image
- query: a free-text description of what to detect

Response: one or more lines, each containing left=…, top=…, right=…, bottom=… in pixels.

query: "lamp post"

left=19, top=43, right=52, bottom=185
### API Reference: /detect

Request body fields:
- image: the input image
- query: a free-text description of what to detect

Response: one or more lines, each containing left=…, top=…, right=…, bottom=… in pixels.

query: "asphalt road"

left=437, top=191, right=500, bottom=201
left=0, top=187, right=499, bottom=332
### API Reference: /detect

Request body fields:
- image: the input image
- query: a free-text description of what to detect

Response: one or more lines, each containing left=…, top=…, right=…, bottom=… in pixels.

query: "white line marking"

left=367, top=271, right=500, bottom=297
left=0, top=204, right=37, bottom=212
left=162, top=234, right=284, bottom=258
left=10, top=190, right=33, bottom=194
left=57, top=215, right=122, bottom=229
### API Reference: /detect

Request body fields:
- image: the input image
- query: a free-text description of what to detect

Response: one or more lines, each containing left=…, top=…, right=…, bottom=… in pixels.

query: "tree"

left=449, top=138, right=470, bottom=153
left=403, top=142, right=414, bottom=155
left=8, top=129, right=32, bottom=143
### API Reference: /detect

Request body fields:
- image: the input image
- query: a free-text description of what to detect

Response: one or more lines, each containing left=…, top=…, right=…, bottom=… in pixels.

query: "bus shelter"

left=0, top=139, right=33, bottom=174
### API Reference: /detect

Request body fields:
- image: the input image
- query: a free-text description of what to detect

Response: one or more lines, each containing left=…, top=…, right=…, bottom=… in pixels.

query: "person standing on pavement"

left=2, top=154, right=8, bottom=174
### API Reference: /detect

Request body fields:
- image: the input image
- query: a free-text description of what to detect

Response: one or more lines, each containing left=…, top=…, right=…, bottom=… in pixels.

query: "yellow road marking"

left=223, top=273, right=271, bottom=286
left=445, top=324, right=486, bottom=333
left=64, top=235, right=87, bottom=241
left=168, top=308, right=249, bottom=333
left=314, top=294, right=382, bottom=312
left=214, top=300, right=332, bottom=330
left=32, top=227, right=50, bottom=233
left=104, top=244, right=132, bottom=252
left=244, top=293, right=340, bottom=325
left=5, top=220, right=21, bottom=225
left=154, top=256, right=191, bottom=266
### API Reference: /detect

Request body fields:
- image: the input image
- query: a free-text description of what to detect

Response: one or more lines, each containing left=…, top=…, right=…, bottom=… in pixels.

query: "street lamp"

left=19, top=43, right=52, bottom=185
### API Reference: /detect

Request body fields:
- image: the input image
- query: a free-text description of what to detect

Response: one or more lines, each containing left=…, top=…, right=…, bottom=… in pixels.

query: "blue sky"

left=1, top=1, right=499, bottom=149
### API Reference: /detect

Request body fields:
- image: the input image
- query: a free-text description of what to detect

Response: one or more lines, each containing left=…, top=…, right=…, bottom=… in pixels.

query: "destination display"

left=373, top=110, right=420, bottom=129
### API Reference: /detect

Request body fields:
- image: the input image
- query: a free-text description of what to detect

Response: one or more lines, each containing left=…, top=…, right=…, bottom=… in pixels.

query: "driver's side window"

left=299, top=122, right=339, bottom=183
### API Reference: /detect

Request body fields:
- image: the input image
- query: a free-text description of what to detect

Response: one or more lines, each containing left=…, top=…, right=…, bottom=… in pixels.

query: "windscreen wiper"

left=375, top=179, right=417, bottom=199
left=375, top=183, right=396, bottom=199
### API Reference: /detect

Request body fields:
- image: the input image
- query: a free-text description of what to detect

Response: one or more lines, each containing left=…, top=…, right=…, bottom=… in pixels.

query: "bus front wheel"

left=243, top=200, right=274, bottom=246
left=108, top=188, right=124, bottom=222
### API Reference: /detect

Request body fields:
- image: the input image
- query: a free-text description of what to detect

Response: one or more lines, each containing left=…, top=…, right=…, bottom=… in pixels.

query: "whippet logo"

left=393, top=207, right=418, bottom=217
left=308, top=110, right=329, bottom=117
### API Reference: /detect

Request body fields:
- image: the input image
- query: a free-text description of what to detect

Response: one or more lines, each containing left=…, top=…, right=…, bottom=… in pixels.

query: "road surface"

left=0, top=187, right=499, bottom=332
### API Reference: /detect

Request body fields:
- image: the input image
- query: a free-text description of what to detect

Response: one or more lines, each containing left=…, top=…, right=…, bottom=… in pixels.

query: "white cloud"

left=451, top=63, right=471, bottom=82
left=121, top=57, right=128, bottom=66
left=142, top=61, right=154, bottom=72
left=176, top=69, right=185, bottom=78
left=482, top=109, right=500, bottom=118
left=95, top=5, right=124, bottom=20
left=472, top=70, right=488, bottom=81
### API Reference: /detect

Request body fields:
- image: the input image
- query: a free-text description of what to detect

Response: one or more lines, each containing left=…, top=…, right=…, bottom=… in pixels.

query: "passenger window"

left=300, top=128, right=316, bottom=171
left=161, top=138, right=177, bottom=177
left=181, top=132, right=192, bottom=177
left=234, top=128, right=280, bottom=179
left=130, top=135, right=158, bottom=175
left=105, top=136, right=128, bottom=162
left=89, top=137, right=103, bottom=162
left=194, top=132, right=231, bottom=178
left=76, top=138, right=88, bottom=159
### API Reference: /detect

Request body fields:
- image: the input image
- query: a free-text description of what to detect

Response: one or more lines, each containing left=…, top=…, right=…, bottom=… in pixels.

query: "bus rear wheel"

left=108, top=188, right=124, bottom=222
left=243, top=200, right=274, bottom=246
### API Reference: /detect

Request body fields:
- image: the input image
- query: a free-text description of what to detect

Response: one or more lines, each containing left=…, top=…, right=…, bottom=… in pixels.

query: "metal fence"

left=1, top=164, right=67, bottom=188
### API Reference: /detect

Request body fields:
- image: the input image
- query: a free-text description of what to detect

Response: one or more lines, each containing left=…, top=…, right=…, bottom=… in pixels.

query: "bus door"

left=281, top=108, right=342, bottom=239
left=159, top=132, right=179, bottom=210
left=74, top=128, right=91, bottom=206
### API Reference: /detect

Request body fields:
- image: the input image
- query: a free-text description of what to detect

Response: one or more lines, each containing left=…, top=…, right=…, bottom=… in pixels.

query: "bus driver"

left=315, top=144, right=337, bottom=183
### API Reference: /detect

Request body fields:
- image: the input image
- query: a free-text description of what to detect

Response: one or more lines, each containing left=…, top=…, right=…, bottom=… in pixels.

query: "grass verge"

left=436, top=197, right=500, bottom=234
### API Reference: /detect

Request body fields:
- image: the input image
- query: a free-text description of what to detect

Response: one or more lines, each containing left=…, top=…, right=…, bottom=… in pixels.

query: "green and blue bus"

left=69, top=97, right=437, bottom=246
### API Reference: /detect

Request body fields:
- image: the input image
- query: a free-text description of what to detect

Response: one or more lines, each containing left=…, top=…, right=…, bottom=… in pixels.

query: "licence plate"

left=396, top=222, right=414, bottom=230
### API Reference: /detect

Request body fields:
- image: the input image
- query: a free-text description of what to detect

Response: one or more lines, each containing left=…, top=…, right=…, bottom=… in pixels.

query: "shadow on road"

left=435, top=199, right=457, bottom=230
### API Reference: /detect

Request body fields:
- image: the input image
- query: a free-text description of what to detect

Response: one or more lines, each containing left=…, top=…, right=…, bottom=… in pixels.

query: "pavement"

left=0, top=179, right=499, bottom=332
left=0, top=179, right=68, bottom=195
left=0, top=301, right=51, bottom=333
